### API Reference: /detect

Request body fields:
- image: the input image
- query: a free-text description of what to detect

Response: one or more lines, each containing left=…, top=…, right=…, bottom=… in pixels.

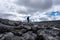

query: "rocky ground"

left=0, top=18, right=60, bottom=40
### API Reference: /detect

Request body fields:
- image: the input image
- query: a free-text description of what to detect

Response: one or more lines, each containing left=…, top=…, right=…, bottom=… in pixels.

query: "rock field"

left=0, top=18, right=60, bottom=40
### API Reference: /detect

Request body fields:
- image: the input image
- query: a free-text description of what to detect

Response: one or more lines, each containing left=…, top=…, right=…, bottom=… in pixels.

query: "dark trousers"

left=27, top=18, right=29, bottom=23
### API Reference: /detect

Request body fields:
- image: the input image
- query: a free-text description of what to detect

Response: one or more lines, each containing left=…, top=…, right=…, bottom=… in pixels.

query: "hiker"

left=27, top=16, right=29, bottom=23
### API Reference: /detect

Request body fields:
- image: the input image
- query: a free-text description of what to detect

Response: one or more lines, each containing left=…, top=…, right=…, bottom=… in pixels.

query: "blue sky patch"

left=46, top=11, right=60, bottom=16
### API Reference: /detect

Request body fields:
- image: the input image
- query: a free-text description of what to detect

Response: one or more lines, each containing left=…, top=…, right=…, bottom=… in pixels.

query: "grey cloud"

left=53, top=0, right=60, bottom=5
left=0, top=13, right=16, bottom=18
left=17, top=8, right=37, bottom=14
left=39, top=17, right=49, bottom=21
left=15, top=0, right=52, bottom=14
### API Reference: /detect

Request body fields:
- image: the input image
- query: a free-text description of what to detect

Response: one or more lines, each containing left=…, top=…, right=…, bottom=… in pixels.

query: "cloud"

left=15, top=0, right=52, bottom=13
left=0, top=0, right=60, bottom=22
left=0, top=0, right=53, bottom=14
left=53, top=0, right=60, bottom=5
left=44, top=5, right=60, bottom=21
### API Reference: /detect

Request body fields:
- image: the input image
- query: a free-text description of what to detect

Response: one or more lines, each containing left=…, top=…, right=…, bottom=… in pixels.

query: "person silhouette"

left=27, top=16, right=29, bottom=23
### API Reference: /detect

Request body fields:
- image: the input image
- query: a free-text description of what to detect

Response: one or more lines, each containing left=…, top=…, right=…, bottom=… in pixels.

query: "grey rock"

left=1, top=32, right=14, bottom=40
left=35, top=35, right=45, bottom=40
left=22, top=31, right=37, bottom=40
left=15, top=25, right=24, bottom=29
left=1, top=32, right=23, bottom=40
left=12, top=29, right=27, bottom=36
left=0, top=34, right=4, bottom=39
left=19, top=29, right=27, bottom=33
left=0, top=18, right=60, bottom=40
left=31, top=25, right=38, bottom=33
left=24, top=26, right=31, bottom=30
left=0, top=25, right=11, bottom=33
left=16, top=25, right=31, bottom=30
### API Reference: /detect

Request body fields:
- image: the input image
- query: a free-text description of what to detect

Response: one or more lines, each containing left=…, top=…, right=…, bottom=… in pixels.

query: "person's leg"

left=28, top=19, right=29, bottom=23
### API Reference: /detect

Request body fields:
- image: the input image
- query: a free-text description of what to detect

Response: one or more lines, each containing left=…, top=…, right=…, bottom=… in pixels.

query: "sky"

left=0, top=0, right=60, bottom=22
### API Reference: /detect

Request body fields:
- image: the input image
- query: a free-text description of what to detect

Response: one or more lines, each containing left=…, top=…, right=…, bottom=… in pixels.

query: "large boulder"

left=12, top=29, right=27, bottom=36
left=0, top=32, right=14, bottom=40
left=22, top=31, right=37, bottom=40
left=0, top=25, right=11, bottom=33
